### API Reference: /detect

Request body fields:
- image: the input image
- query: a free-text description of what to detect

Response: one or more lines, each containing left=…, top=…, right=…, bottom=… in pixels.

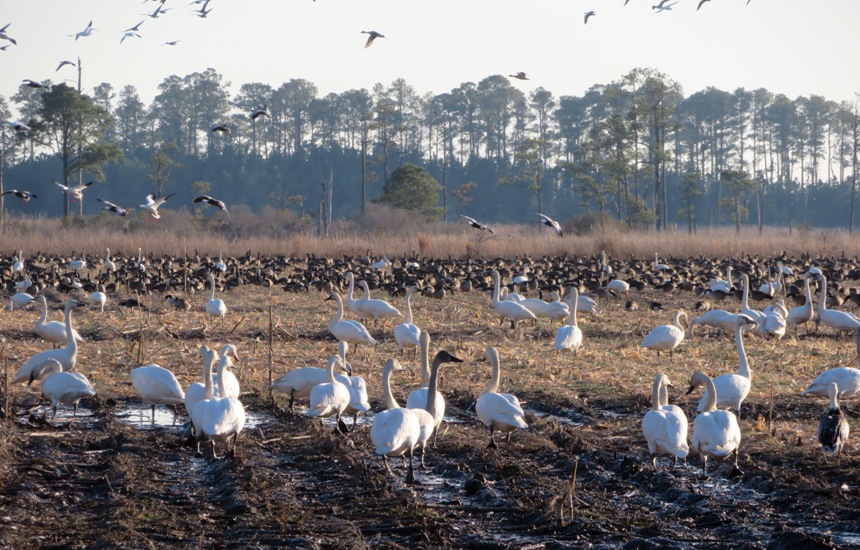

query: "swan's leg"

left=672, top=455, right=678, bottom=470
left=382, top=455, right=392, bottom=474
left=73, top=401, right=79, bottom=416
left=172, top=405, right=179, bottom=426
left=651, top=455, right=658, bottom=472
left=405, top=447, right=416, bottom=485
left=505, top=431, right=513, bottom=449
left=701, top=455, right=707, bottom=475
left=288, top=389, right=295, bottom=410
left=150, top=404, right=156, bottom=425
left=353, top=411, right=360, bottom=429
left=487, top=426, right=498, bottom=449
left=431, top=426, right=439, bottom=447
left=211, top=439, right=218, bottom=460
left=420, top=443, right=427, bottom=469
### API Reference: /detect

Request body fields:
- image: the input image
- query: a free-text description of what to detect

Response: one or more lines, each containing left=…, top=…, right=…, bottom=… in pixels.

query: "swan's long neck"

left=64, top=305, right=77, bottom=354
left=209, top=277, right=216, bottom=301
left=735, top=321, right=751, bottom=379
left=658, top=381, right=670, bottom=408
left=404, top=291, right=414, bottom=324
left=202, top=351, right=215, bottom=400
left=803, top=277, right=812, bottom=306
left=727, top=266, right=733, bottom=287
left=674, top=312, right=686, bottom=331
left=482, top=350, right=501, bottom=396
left=741, top=274, right=751, bottom=309
left=329, top=294, right=344, bottom=327
left=650, top=376, right=662, bottom=411
left=425, top=355, right=444, bottom=418
left=346, top=274, right=355, bottom=302
left=570, top=290, right=579, bottom=327
left=491, top=272, right=501, bottom=305
left=216, top=356, right=230, bottom=396
left=419, top=333, right=430, bottom=387
left=817, top=276, right=828, bottom=313
left=382, top=362, right=400, bottom=410
left=38, top=299, right=48, bottom=324
left=325, top=356, right=338, bottom=384
left=701, top=376, right=718, bottom=412
left=828, top=384, right=840, bottom=411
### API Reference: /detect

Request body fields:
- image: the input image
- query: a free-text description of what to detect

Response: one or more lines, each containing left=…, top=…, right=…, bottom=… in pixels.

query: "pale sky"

left=1, top=0, right=859, bottom=117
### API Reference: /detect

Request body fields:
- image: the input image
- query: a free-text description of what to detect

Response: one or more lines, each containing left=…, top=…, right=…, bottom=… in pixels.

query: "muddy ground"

left=0, top=283, right=858, bottom=549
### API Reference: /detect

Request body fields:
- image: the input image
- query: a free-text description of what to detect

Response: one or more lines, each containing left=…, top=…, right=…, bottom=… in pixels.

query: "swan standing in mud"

left=306, top=355, right=351, bottom=434
left=371, top=358, right=421, bottom=484
left=642, top=373, right=688, bottom=470
left=476, top=347, right=528, bottom=449
left=30, top=358, right=95, bottom=421
left=690, top=371, right=741, bottom=475
left=641, top=311, right=687, bottom=358
left=130, top=362, right=185, bottom=424
left=14, top=301, right=82, bottom=384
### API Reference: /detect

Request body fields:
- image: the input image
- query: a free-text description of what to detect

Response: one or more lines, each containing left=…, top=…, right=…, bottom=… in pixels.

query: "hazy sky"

left=1, top=0, right=859, bottom=116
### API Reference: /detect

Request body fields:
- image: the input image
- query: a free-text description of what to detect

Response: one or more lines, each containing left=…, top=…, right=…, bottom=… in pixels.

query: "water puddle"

left=114, top=401, right=276, bottom=430
left=525, top=406, right=589, bottom=428
left=15, top=405, right=101, bottom=429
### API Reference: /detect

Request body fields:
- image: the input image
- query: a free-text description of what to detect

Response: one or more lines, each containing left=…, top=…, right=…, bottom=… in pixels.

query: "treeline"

left=1, top=67, right=858, bottom=232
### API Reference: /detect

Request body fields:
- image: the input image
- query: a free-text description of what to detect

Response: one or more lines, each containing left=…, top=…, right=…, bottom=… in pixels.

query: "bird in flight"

left=163, top=40, right=180, bottom=46
left=1, top=189, right=38, bottom=202
left=56, top=60, right=76, bottom=72
left=7, top=119, right=31, bottom=132
left=22, top=79, right=48, bottom=89
left=0, top=45, right=9, bottom=51
left=121, top=31, right=141, bottom=44
left=145, top=4, right=172, bottom=18
left=54, top=180, right=94, bottom=202
left=460, top=215, right=494, bottom=234
left=140, top=193, right=176, bottom=220
left=197, top=1, right=213, bottom=18
left=124, top=21, right=144, bottom=32
left=71, top=21, right=95, bottom=40
left=584, top=11, right=596, bottom=24
left=652, top=0, right=678, bottom=12
left=361, top=30, right=385, bottom=48
left=509, top=72, right=529, bottom=81
left=0, top=23, right=16, bottom=45
left=538, top=213, right=564, bottom=237
left=210, top=124, right=230, bottom=134
left=97, top=198, right=129, bottom=217
left=697, top=0, right=711, bottom=10
left=194, top=195, right=230, bottom=216
left=250, top=106, right=270, bottom=120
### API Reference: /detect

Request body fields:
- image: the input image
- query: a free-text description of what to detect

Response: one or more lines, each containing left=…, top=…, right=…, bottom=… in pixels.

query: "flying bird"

left=22, top=79, right=48, bottom=89
left=210, top=124, right=230, bottom=134
left=697, top=0, right=711, bottom=10
left=55, top=60, right=76, bottom=72
left=97, top=198, right=129, bottom=217
left=140, top=192, right=176, bottom=220
left=652, top=0, right=678, bottom=12
left=193, top=195, right=229, bottom=216
left=0, top=45, right=9, bottom=51
left=0, top=23, right=16, bottom=45
left=120, top=31, right=141, bottom=44
left=146, top=4, right=172, bottom=18
left=124, top=21, right=144, bottom=32
left=163, top=40, right=180, bottom=46
left=584, top=11, right=596, bottom=24
left=53, top=180, right=93, bottom=201
left=250, top=106, right=270, bottom=120
left=1, top=190, right=38, bottom=202
left=7, top=120, right=31, bottom=132
left=197, top=2, right=213, bottom=18
left=538, top=213, right=563, bottom=237
left=71, top=21, right=95, bottom=40
left=361, top=30, right=385, bottom=48
left=460, top=215, right=494, bottom=234
left=509, top=72, right=529, bottom=81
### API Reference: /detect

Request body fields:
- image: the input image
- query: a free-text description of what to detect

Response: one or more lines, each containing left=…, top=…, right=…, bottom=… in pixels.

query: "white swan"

left=802, top=329, right=860, bottom=399
left=88, top=287, right=107, bottom=313
left=739, top=273, right=767, bottom=327
left=757, top=263, right=785, bottom=297
left=686, top=309, right=734, bottom=337
left=212, top=344, right=240, bottom=398
left=707, top=265, right=734, bottom=293
left=10, top=292, right=34, bottom=310
left=357, top=280, right=402, bottom=324
left=476, top=346, right=528, bottom=448
left=104, top=248, right=116, bottom=273
left=325, top=291, right=377, bottom=347
left=195, top=344, right=246, bottom=458
left=270, top=356, right=349, bottom=408
left=687, top=314, right=757, bottom=418
left=306, top=355, right=351, bottom=433
left=344, top=272, right=365, bottom=318
left=205, top=273, right=227, bottom=322
left=68, top=250, right=87, bottom=271
left=815, top=273, right=860, bottom=335
left=690, top=371, right=741, bottom=475
left=409, top=349, right=462, bottom=465
left=33, top=295, right=83, bottom=346
left=186, top=345, right=219, bottom=430
left=642, top=373, right=689, bottom=470
left=786, top=275, right=814, bottom=336
left=606, top=279, right=630, bottom=294
left=489, top=270, right=537, bottom=329
left=130, top=362, right=186, bottom=424
left=334, top=341, right=370, bottom=429
left=541, top=291, right=571, bottom=323
left=14, top=301, right=82, bottom=384
left=12, top=250, right=24, bottom=273
left=818, top=383, right=850, bottom=463
left=641, top=311, right=687, bottom=358
left=406, top=332, right=445, bottom=438
left=370, top=358, right=421, bottom=484
left=394, top=286, right=422, bottom=355
left=31, top=358, right=95, bottom=419
left=758, top=308, right=787, bottom=341
left=653, top=253, right=669, bottom=272
left=554, top=287, right=583, bottom=356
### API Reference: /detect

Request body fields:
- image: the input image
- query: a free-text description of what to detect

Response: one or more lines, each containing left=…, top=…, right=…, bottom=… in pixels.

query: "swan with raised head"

left=205, top=273, right=227, bottom=323
left=411, top=349, right=463, bottom=463
left=690, top=371, right=741, bottom=475
left=357, top=280, right=402, bottom=325
left=489, top=270, right=537, bottom=329
left=641, top=311, right=687, bottom=358
left=739, top=273, right=767, bottom=327
left=33, top=295, right=83, bottom=346
left=344, top=272, right=365, bottom=318
left=306, top=355, right=351, bottom=434
left=30, top=358, right=95, bottom=420
left=325, top=291, right=377, bottom=347
left=406, top=332, right=444, bottom=435
left=394, top=286, right=422, bottom=355
left=554, top=287, right=583, bottom=356
left=186, top=345, right=218, bottom=431
left=642, top=373, right=689, bottom=470
left=687, top=314, right=757, bottom=418
left=786, top=274, right=814, bottom=336
left=815, top=273, right=860, bottom=336
left=334, top=342, right=370, bottom=429
left=370, top=358, right=421, bottom=484
left=818, top=383, right=850, bottom=463
left=14, top=301, right=82, bottom=384
left=195, top=344, right=246, bottom=458
left=476, top=346, right=528, bottom=448
left=104, top=248, right=116, bottom=273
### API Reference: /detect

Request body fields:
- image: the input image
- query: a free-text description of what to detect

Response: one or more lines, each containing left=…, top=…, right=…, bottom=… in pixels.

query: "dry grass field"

left=0, top=226, right=858, bottom=548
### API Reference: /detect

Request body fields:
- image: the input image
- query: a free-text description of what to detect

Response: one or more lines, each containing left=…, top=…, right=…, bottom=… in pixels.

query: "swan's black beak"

left=28, top=371, right=37, bottom=386
left=685, top=385, right=694, bottom=395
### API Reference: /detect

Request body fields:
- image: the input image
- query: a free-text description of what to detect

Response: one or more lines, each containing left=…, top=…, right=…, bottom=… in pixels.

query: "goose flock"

left=1, top=248, right=858, bottom=483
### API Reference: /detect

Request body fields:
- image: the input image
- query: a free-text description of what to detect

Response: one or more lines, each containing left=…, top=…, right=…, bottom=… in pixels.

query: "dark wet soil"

left=0, top=388, right=857, bottom=549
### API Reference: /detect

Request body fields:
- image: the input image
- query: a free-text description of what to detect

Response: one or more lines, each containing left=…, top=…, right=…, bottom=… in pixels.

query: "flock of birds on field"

left=1, top=247, right=857, bottom=483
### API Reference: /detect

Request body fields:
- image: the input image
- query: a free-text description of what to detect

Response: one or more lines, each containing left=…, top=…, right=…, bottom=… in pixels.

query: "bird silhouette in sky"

left=361, top=30, right=385, bottom=48
left=97, top=198, right=130, bottom=217
left=538, top=213, right=564, bottom=237
left=697, top=0, right=711, bottom=10
left=55, top=60, right=76, bottom=72
left=509, top=72, right=529, bottom=81
left=71, top=21, right=95, bottom=40
left=584, top=11, right=596, bottom=24
left=461, top=215, right=494, bottom=234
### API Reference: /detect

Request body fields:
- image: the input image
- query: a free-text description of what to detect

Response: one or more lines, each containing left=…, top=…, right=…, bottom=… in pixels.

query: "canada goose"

left=538, top=213, right=563, bottom=237
left=193, top=195, right=229, bottom=216
left=818, top=383, right=850, bottom=463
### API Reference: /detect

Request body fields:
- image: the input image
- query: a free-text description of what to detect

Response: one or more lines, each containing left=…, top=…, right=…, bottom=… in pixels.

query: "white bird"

left=489, top=270, right=537, bottom=329
left=13, top=301, right=81, bottom=384
left=361, top=30, right=386, bottom=48
left=139, top=192, right=176, bottom=220
left=460, top=215, right=494, bottom=234
left=815, top=273, right=860, bottom=336
left=653, top=253, right=669, bottom=273
left=12, top=250, right=24, bottom=272
left=195, top=344, right=246, bottom=458
left=186, top=345, right=219, bottom=433
left=738, top=273, right=767, bottom=327
left=15, top=274, right=31, bottom=292
left=394, top=286, right=422, bottom=355
left=642, top=373, right=689, bottom=470
left=690, top=371, right=742, bottom=475
left=554, top=288, right=583, bottom=356
left=205, top=273, right=227, bottom=323
left=406, top=332, right=443, bottom=433
left=97, top=198, right=129, bottom=217
left=30, top=358, right=95, bottom=420
left=215, top=250, right=227, bottom=272
left=334, top=342, right=370, bottom=429
left=270, top=358, right=349, bottom=409
left=409, top=348, right=462, bottom=466
left=707, top=265, right=734, bottom=293
left=306, top=355, right=352, bottom=434
left=193, top=195, right=229, bottom=216
left=641, top=311, right=687, bottom=358
left=34, top=295, right=83, bottom=346
left=357, top=280, right=402, bottom=325
left=370, top=358, right=420, bottom=484
left=68, top=250, right=87, bottom=271
left=120, top=31, right=140, bottom=44
left=577, top=294, right=599, bottom=318
left=130, top=362, right=185, bottom=424
left=369, top=256, right=391, bottom=270
left=10, top=292, right=34, bottom=310
left=818, top=383, right=850, bottom=463
left=758, top=307, right=787, bottom=341
left=54, top=180, right=93, bottom=202
left=605, top=279, right=630, bottom=294
left=540, top=291, right=571, bottom=323
left=104, top=248, right=117, bottom=273
left=538, top=213, right=563, bottom=237
left=786, top=275, right=814, bottom=335
left=325, top=291, right=377, bottom=347
left=757, top=263, right=785, bottom=297
left=802, top=330, right=860, bottom=399
left=476, top=347, right=528, bottom=449
left=2, top=187, right=36, bottom=199
left=212, top=344, right=241, bottom=399
left=687, top=314, right=757, bottom=418
left=686, top=309, right=734, bottom=337
left=70, top=20, right=95, bottom=40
